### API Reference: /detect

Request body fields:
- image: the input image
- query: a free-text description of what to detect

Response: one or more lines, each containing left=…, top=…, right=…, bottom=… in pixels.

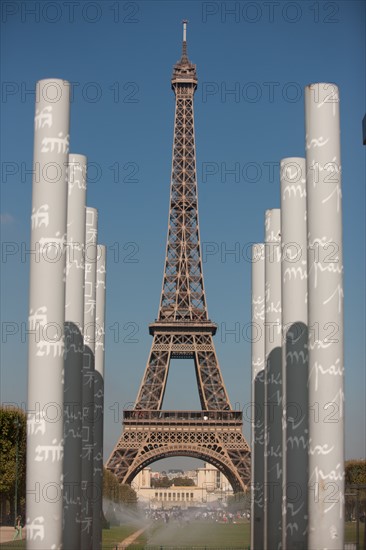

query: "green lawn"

left=0, top=527, right=138, bottom=550
left=128, top=520, right=251, bottom=549
left=0, top=524, right=249, bottom=549
left=0, top=521, right=364, bottom=549
left=102, top=524, right=142, bottom=548
left=113, top=519, right=365, bottom=549
left=345, top=520, right=365, bottom=543
left=0, top=542, right=25, bottom=549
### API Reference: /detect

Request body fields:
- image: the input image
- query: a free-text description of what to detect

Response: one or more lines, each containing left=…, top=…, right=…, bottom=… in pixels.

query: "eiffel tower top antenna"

left=182, top=19, right=188, bottom=60
left=172, top=20, right=196, bottom=88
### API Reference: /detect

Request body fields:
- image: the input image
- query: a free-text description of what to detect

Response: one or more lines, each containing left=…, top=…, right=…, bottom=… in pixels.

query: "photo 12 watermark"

left=1, top=1, right=140, bottom=24
left=201, top=2, right=340, bottom=24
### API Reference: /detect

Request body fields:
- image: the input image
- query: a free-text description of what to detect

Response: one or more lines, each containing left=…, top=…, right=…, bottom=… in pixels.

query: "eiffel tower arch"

left=106, top=22, right=251, bottom=493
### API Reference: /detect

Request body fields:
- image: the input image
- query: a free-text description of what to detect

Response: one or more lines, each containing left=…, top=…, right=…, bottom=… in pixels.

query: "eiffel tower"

left=106, top=22, right=251, bottom=493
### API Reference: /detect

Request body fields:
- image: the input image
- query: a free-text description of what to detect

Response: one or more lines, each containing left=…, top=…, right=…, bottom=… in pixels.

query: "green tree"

left=103, top=468, right=137, bottom=506
left=151, top=476, right=195, bottom=488
left=151, top=476, right=171, bottom=488
left=227, top=491, right=251, bottom=514
left=170, top=476, right=195, bottom=487
left=345, top=460, right=366, bottom=485
left=345, top=460, right=366, bottom=522
left=0, top=407, right=26, bottom=524
left=103, top=469, right=137, bottom=526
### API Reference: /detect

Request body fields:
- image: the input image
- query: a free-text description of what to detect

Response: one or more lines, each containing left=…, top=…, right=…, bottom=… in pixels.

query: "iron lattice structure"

left=107, top=24, right=251, bottom=492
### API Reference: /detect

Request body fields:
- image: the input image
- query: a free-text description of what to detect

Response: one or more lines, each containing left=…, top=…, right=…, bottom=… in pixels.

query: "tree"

left=103, top=469, right=137, bottom=526
left=171, top=476, right=195, bottom=487
left=151, top=476, right=195, bottom=488
left=345, top=460, right=366, bottom=522
left=227, top=491, right=251, bottom=514
left=103, top=468, right=137, bottom=506
left=151, top=476, right=171, bottom=488
left=0, top=407, right=26, bottom=525
left=345, top=460, right=366, bottom=485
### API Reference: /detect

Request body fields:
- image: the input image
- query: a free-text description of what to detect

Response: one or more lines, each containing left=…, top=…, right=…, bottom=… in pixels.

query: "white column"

left=63, top=153, right=87, bottom=549
left=81, top=207, right=98, bottom=549
left=26, top=78, right=70, bottom=549
left=305, top=83, right=344, bottom=549
left=264, top=208, right=282, bottom=550
left=251, top=243, right=265, bottom=550
left=93, top=245, right=106, bottom=549
left=280, top=158, right=308, bottom=549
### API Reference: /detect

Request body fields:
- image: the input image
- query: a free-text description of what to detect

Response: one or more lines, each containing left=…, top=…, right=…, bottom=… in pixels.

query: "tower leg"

left=194, top=335, right=231, bottom=410
left=135, top=336, right=172, bottom=409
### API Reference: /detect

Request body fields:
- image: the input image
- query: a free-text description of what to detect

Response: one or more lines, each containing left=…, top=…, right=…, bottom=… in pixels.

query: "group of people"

left=146, top=508, right=189, bottom=524
left=194, top=510, right=249, bottom=523
left=145, top=508, right=250, bottom=525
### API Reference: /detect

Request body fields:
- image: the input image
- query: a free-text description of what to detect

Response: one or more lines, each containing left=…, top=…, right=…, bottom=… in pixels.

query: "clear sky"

left=1, top=1, right=365, bottom=470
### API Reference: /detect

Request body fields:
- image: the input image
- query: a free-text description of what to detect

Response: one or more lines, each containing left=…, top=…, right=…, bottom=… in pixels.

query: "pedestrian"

left=13, top=515, right=22, bottom=540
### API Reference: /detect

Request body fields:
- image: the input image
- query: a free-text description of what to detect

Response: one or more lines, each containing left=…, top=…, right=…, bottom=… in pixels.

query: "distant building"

left=166, top=469, right=184, bottom=480
left=131, top=463, right=233, bottom=509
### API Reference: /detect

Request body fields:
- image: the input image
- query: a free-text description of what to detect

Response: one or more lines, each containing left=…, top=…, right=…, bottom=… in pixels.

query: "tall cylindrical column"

left=81, top=207, right=98, bottom=550
left=251, top=243, right=265, bottom=550
left=305, top=83, right=344, bottom=549
left=280, top=158, right=308, bottom=549
left=93, top=245, right=106, bottom=550
left=26, top=78, right=70, bottom=549
left=264, top=208, right=282, bottom=550
left=63, top=153, right=87, bottom=549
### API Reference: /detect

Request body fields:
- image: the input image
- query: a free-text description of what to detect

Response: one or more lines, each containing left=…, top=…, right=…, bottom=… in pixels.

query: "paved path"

left=117, top=526, right=147, bottom=549
left=0, top=526, right=26, bottom=544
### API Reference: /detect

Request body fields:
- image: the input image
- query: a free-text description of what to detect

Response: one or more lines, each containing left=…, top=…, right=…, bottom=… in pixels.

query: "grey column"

left=93, top=245, right=106, bottom=550
left=264, top=208, right=282, bottom=550
left=26, top=78, right=70, bottom=549
left=81, top=207, right=98, bottom=549
left=280, top=158, right=308, bottom=549
left=305, top=83, right=344, bottom=549
left=63, top=154, right=87, bottom=549
left=251, top=243, right=265, bottom=550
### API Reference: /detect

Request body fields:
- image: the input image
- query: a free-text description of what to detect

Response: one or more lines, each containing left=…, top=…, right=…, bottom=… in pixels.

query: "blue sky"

left=1, top=1, right=365, bottom=470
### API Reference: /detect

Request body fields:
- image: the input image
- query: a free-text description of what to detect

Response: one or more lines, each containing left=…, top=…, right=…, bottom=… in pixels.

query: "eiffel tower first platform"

left=106, top=22, right=251, bottom=493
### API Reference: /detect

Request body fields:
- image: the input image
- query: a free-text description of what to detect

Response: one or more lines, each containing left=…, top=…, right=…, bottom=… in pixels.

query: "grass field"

left=140, top=520, right=250, bottom=548
left=0, top=521, right=364, bottom=548
left=101, top=520, right=365, bottom=549
left=345, top=520, right=366, bottom=544
left=102, top=524, right=141, bottom=546
left=0, top=541, right=25, bottom=549
left=0, top=526, right=139, bottom=550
